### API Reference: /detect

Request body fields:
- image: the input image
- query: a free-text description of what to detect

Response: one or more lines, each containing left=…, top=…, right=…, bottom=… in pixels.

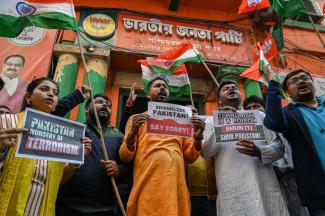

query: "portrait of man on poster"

left=0, top=54, right=28, bottom=114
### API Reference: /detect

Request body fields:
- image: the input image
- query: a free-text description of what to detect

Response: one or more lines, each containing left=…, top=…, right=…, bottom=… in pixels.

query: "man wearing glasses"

left=263, top=68, right=325, bottom=216
left=0, top=54, right=28, bottom=114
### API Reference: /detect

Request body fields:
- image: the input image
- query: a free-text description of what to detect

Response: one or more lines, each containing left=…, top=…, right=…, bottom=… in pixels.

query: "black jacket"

left=53, top=89, right=84, bottom=117
left=57, top=123, right=129, bottom=213
left=264, top=80, right=325, bottom=208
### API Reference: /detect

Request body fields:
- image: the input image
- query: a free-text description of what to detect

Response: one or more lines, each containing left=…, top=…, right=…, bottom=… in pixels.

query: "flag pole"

left=192, top=48, right=219, bottom=88
left=185, top=73, right=195, bottom=106
left=76, top=33, right=127, bottom=216
left=307, top=15, right=325, bottom=48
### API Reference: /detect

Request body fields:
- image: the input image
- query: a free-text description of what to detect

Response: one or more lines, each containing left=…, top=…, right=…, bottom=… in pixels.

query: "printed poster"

left=0, top=27, right=57, bottom=114
left=16, top=108, right=86, bottom=164
left=147, top=102, right=193, bottom=138
left=213, top=110, right=266, bottom=143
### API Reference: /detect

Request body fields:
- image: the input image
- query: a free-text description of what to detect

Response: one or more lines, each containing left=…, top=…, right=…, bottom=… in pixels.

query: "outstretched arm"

left=53, top=85, right=91, bottom=117
left=263, top=67, right=290, bottom=134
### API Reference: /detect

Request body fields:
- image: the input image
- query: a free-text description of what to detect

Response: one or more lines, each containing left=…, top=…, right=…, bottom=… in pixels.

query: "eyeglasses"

left=287, top=75, right=311, bottom=86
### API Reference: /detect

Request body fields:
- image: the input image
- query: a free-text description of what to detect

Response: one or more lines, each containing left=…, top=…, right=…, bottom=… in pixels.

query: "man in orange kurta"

left=119, top=75, right=205, bottom=216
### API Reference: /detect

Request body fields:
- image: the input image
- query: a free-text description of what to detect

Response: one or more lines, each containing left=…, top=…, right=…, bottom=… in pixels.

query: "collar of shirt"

left=292, top=96, right=325, bottom=108
left=0, top=75, right=18, bottom=96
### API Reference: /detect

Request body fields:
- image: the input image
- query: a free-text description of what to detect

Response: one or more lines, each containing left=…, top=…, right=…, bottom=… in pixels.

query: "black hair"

left=282, top=69, right=313, bottom=91
left=243, top=95, right=265, bottom=109
left=216, top=79, right=238, bottom=98
left=147, top=74, right=169, bottom=91
left=85, top=93, right=111, bottom=108
left=0, top=77, right=4, bottom=91
left=4, top=54, right=25, bottom=66
left=21, top=77, right=58, bottom=111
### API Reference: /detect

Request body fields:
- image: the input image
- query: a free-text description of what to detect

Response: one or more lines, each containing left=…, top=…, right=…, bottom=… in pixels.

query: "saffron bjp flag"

left=0, top=0, right=77, bottom=38
left=238, top=0, right=270, bottom=14
left=146, top=42, right=203, bottom=76
left=139, top=59, right=192, bottom=97
left=261, top=23, right=284, bottom=60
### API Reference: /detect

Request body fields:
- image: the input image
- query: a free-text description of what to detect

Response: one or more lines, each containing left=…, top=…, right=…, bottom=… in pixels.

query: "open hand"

left=235, top=139, right=261, bottom=157
left=126, top=83, right=137, bottom=107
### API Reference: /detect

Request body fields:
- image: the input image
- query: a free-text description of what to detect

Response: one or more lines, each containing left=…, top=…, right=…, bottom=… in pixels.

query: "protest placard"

left=16, top=108, right=86, bottom=164
left=147, top=102, right=193, bottom=138
left=213, top=110, right=266, bottom=143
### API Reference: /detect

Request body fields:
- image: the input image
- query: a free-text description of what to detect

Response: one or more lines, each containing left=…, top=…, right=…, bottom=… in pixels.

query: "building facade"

left=52, top=0, right=325, bottom=127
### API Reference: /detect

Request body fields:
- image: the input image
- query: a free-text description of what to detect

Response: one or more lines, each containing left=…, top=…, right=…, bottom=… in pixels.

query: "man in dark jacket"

left=57, top=94, right=129, bottom=216
left=263, top=67, right=325, bottom=215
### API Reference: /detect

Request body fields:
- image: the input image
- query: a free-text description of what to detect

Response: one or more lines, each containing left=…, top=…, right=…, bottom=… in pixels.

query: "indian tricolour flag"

left=139, top=59, right=192, bottom=97
left=240, top=47, right=269, bottom=86
left=241, top=42, right=286, bottom=98
left=0, top=0, right=77, bottom=38
left=147, top=42, right=203, bottom=76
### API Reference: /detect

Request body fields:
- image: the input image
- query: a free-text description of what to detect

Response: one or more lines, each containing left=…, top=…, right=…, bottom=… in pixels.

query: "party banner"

left=16, top=108, right=86, bottom=164
left=213, top=110, right=266, bottom=143
left=0, top=27, right=57, bottom=114
left=116, top=12, right=253, bottom=66
left=147, top=102, right=193, bottom=138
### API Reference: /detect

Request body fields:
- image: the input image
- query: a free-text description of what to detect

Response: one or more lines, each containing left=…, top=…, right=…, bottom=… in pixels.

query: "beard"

left=224, top=91, right=242, bottom=108
left=294, top=84, right=315, bottom=102
left=296, top=91, right=315, bottom=102
left=155, top=89, right=168, bottom=102
left=90, top=108, right=110, bottom=125
left=226, top=97, right=242, bottom=108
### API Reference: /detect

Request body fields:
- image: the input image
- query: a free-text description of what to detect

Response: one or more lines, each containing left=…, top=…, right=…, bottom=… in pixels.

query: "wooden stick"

left=76, top=33, right=127, bottom=216
left=307, top=15, right=325, bottom=48
left=185, top=74, right=195, bottom=106
left=249, top=18, right=258, bottom=51
left=192, top=48, right=219, bottom=88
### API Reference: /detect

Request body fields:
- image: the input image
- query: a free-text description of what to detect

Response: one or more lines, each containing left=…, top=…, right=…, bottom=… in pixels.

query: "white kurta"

left=202, top=113, right=289, bottom=216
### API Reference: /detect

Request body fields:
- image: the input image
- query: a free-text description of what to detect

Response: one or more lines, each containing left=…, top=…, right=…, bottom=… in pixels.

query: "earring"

left=27, top=100, right=31, bottom=106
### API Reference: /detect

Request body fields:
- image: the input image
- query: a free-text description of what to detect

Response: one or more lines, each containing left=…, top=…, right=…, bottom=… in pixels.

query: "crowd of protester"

left=0, top=65, right=324, bottom=216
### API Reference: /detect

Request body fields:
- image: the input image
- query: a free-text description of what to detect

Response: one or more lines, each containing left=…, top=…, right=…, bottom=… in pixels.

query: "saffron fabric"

left=119, top=113, right=200, bottom=216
